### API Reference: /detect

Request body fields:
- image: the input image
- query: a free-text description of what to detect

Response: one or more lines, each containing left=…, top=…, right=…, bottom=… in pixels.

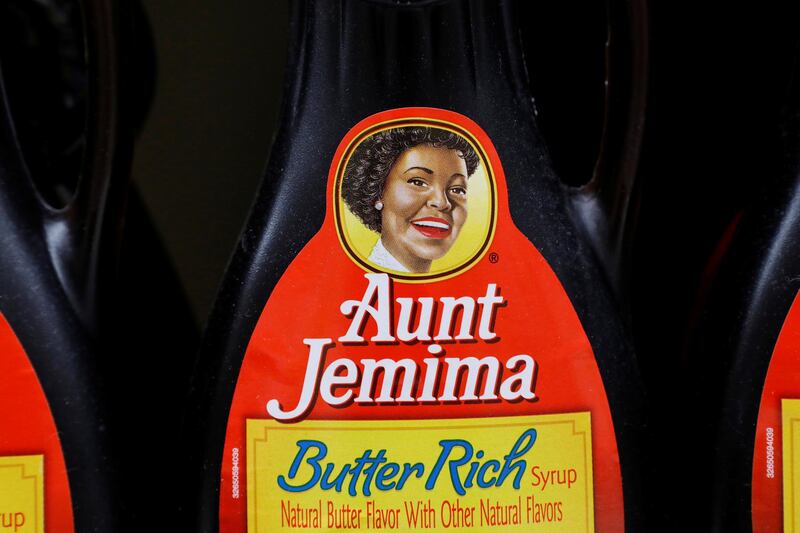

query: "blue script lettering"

left=426, top=429, right=537, bottom=495
left=277, top=439, right=425, bottom=496
left=277, top=440, right=327, bottom=492
left=276, top=429, right=537, bottom=497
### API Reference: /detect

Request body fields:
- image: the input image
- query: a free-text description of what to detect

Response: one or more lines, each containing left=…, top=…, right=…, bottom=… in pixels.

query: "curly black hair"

left=341, top=126, right=480, bottom=233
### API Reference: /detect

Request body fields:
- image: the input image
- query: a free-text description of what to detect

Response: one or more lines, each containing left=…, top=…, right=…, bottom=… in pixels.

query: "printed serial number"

left=766, top=427, right=775, bottom=479
left=232, top=447, right=241, bottom=499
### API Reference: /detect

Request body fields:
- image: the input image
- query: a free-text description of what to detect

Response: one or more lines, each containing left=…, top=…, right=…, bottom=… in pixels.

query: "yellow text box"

left=247, top=413, right=593, bottom=532
left=0, top=455, right=44, bottom=533
left=784, top=399, right=800, bottom=532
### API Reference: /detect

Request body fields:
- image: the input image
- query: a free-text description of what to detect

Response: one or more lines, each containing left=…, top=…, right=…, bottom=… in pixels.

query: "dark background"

left=133, top=0, right=289, bottom=325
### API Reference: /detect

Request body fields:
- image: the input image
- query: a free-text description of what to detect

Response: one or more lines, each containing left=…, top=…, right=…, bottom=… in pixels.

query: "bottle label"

left=220, top=108, right=624, bottom=532
left=0, top=314, right=73, bottom=532
left=753, top=291, right=800, bottom=531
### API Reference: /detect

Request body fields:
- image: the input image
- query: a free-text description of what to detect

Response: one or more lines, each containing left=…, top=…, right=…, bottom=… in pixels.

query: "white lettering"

left=499, top=355, right=538, bottom=401
left=441, top=356, right=501, bottom=401
left=434, top=297, right=476, bottom=341
left=339, top=273, right=395, bottom=343
left=265, top=275, right=537, bottom=422
left=477, top=284, right=504, bottom=340
left=355, top=358, right=418, bottom=403
left=320, top=358, right=358, bottom=406
left=266, top=338, right=334, bottom=420
left=396, top=297, right=435, bottom=342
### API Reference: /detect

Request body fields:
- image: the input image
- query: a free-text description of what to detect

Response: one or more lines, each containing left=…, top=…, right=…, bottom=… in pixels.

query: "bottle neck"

left=283, top=0, right=530, bottom=124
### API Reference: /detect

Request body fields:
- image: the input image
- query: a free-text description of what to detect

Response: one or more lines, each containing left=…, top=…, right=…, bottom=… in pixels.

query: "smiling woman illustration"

left=342, top=126, right=480, bottom=273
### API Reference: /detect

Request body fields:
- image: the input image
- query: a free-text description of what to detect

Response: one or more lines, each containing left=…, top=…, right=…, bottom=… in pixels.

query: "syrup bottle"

left=0, top=0, right=130, bottom=530
left=689, top=48, right=800, bottom=531
left=185, top=1, right=647, bottom=531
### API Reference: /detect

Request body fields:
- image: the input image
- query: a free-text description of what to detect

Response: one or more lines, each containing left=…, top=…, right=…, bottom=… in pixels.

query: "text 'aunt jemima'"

left=267, top=273, right=539, bottom=421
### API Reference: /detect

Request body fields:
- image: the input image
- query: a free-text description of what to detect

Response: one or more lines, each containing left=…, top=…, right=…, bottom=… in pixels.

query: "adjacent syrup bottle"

left=690, top=51, right=800, bottom=531
left=185, top=1, right=647, bottom=531
left=0, top=0, right=129, bottom=530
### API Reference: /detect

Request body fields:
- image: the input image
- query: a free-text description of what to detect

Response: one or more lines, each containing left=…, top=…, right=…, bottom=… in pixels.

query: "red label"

left=753, top=291, right=800, bottom=532
left=219, top=108, right=624, bottom=532
left=0, top=313, right=74, bottom=533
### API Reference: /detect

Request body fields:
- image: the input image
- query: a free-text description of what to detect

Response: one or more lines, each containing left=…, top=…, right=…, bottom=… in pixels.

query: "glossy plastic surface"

left=0, top=0, right=130, bottom=530
left=689, top=51, right=800, bottom=533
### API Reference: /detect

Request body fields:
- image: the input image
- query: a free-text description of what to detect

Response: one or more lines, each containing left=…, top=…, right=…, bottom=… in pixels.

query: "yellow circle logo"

left=334, top=117, right=496, bottom=282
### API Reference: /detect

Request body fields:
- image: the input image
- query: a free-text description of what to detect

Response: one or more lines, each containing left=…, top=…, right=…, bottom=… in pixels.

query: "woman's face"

left=379, top=144, right=469, bottom=273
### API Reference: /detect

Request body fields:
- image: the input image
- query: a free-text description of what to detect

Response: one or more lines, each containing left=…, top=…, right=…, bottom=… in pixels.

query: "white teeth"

left=413, top=220, right=450, bottom=230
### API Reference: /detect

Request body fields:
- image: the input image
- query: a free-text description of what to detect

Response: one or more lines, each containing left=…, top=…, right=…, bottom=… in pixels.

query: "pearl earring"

left=375, top=200, right=384, bottom=211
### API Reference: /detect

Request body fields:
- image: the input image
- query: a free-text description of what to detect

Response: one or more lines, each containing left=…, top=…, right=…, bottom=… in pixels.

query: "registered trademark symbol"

left=489, top=252, right=499, bottom=263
